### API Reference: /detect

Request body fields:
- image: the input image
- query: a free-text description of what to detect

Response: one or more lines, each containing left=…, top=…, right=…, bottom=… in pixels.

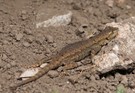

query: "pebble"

left=0, top=59, right=6, bottom=67
left=50, top=43, right=57, bottom=48
left=21, top=10, right=28, bottom=20
left=2, top=54, right=8, bottom=61
left=133, top=69, right=135, bottom=74
left=10, top=61, right=17, bottom=67
left=57, top=66, right=63, bottom=72
left=77, top=62, right=82, bottom=66
left=35, top=34, right=45, bottom=44
left=48, top=70, right=59, bottom=78
left=90, top=75, right=96, bottom=81
left=115, top=73, right=122, bottom=81
left=23, top=41, right=30, bottom=47
left=121, top=75, right=128, bottom=85
left=24, top=28, right=32, bottom=35
left=105, top=0, right=114, bottom=7
left=6, top=74, right=12, bottom=80
left=16, top=33, right=23, bottom=41
left=78, top=24, right=88, bottom=33
left=26, top=36, right=34, bottom=43
left=77, top=24, right=89, bottom=38
left=33, top=49, right=42, bottom=54
left=72, top=3, right=81, bottom=10
left=45, top=35, right=54, bottom=43
left=0, top=84, right=2, bottom=92
left=2, top=40, right=9, bottom=45
left=10, top=55, right=16, bottom=60
left=6, top=63, right=11, bottom=69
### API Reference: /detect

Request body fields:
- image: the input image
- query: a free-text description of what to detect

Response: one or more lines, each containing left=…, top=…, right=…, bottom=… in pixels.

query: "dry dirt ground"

left=0, top=0, right=135, bottom=93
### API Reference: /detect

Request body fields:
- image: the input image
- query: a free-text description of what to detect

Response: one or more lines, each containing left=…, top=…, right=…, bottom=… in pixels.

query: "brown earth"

left=0, top=0, right=135, bottom=93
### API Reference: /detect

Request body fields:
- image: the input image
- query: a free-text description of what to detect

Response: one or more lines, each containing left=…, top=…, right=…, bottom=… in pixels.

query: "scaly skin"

left=10, top=26, right=118, bottom=90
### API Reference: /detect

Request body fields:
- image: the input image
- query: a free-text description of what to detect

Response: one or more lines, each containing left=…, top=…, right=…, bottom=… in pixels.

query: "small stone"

left=77, top=62, right=82, bottom=66
left=0, top=84, right=2, bottom=92
left=50, top=43, right=57, bottom=48
left=77, top=24, right=89, bottom=38
left=6, top=74, right=12, bottom=80
left=21, top=10, right=27, bottom=14
left=2, top=54, right=7, bottom=61
left=33, top=49, right=42, bottom=54
left=90, top=75, right=96, bottom=81
left=21, top=10, right=28, bottom=20
left=105, top=0, right=114, bottom=7
left=57, top=66, right=63, bottom=72
left=16, top=33, right=23, bottom=41
left=14, top=72, right=21, bottom=79
left=6, top=63, right=11, bottom=69
left=94, top=74, right=100, bottom=80
left=10, top=55, right=16, bottom=60
left=23, top=41, right=30, bottom=47
left=2, top=40, right=9, bottom=45
left=24, top=29, right=32, bottom=35
left=48, top=70, right=59, bottom=78
left=10, top=61, right=17, bottom=67
left=126, top=5, right=131, bottom=9
left=78, top=24, right=88, bottom=33
left=121, top=76, right=128, bottom=85
left=45, top=35, right=54, bottom=43
left=35, top=34, right=45, bottom=44
left=115, top=73, right=121, bottom=79
left=133, top=69, right=135, bottom=74
left=116, top=0, right=125, bottom=4
left=72, top=3, right=81, bottom=10
left=26, top=36, right=34, bottom=43
left=66, top=0, right=74, bottom=4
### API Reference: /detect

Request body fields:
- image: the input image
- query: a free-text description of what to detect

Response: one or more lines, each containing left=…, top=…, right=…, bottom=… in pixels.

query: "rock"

left=50, top=43, right=57, bottom=48
left=2, top=54, right=8, bottom=61
left=77, top=62, right=82, bottom=66
left=10, top=61, right=17, bottom=67
left=48, top=70, right=59, bottom=78
left=77, top=24, right=89, bottom=38
left=2, top=40, right=9, bottom=45
left=72, top=3, right=81, bottom=10
left=20, top=10, right=28, bottom=20
left=36, top=11, right=72, bottom=28
left=23, top=41, right=30, bottom=47
left=121, top=76, right=128, bottom=85
left=90, top=75, right=96, bottom=81
left=16, top=33, right=23, bottom=41
left=6, top=63, right=11, bottom=69
left=10, top=55, right=16, bottom=60
left=115, top=73, right=122, bottom=81
left=33, top=49, right=42, bottom=54
left=105, top=0, right=114, bottom=7
left=6, top=74, right=12, bottom=80
left=35, top=34, right=45, bottom=44
left=45, top=35, right=54, bottom=43
left=26, top=36, right=34, bottom=43
left=24, top=28, right=32, bottom=35
left=0, top=84, right=2, bottom=92
left=116, top=0, right=125, bottom=4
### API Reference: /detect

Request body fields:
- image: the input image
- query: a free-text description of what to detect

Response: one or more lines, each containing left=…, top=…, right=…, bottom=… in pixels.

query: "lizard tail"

left=10, top=65, right=52, bottom=91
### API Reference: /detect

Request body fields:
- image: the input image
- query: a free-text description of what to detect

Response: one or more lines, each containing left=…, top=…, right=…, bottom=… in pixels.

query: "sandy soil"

left=0, top=0, right=135, bottom=93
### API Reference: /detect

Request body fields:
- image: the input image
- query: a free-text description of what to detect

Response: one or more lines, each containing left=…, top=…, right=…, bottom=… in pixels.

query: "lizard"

left=10, top=26, right=118, bottom=91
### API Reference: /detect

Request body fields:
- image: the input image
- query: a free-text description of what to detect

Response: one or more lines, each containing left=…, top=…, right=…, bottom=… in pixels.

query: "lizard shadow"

left=99, top=68, right=134, bottom=79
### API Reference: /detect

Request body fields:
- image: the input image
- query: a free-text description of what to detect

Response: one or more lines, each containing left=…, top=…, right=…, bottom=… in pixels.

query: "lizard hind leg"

left=61, top=61, right=78, bottom=76
left=63, top=61, right=78, bottom=70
